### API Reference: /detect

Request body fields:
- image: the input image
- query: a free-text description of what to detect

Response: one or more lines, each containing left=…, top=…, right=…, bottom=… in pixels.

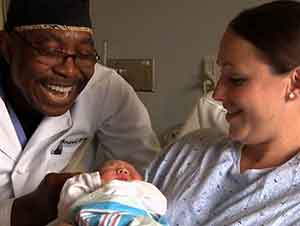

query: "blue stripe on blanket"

left=71, top=201, right=169, bottom=226
left=88, top=212, right=135, bottom=226
left=73, top=201, right=149, bottom=216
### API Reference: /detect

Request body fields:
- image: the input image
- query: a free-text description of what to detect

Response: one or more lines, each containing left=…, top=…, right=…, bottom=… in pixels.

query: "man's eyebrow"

left=29, top=32, right=61, bottom=43
left=80, top=36, right=95, bottom=46
left=29, top=32, right=95, bottom=46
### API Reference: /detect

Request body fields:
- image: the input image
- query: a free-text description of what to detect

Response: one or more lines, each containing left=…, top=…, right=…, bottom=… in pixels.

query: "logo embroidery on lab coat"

left=51, top=137, right=88, bottom=155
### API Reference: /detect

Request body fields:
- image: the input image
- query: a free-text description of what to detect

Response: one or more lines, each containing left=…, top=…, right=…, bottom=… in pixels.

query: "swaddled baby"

left=56, top=160, right=168, bottom=226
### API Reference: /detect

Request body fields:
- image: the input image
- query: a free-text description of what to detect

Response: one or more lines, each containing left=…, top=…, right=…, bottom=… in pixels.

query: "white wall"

left=91, top=0, right=270, bottom=137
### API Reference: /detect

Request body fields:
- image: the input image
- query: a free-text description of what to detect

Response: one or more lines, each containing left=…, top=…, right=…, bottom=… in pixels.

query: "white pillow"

left=178, top=91, right=228, bottom=137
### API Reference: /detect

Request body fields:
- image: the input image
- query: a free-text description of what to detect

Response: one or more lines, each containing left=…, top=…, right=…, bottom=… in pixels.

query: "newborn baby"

left=57, top=160, right=168, bottom=226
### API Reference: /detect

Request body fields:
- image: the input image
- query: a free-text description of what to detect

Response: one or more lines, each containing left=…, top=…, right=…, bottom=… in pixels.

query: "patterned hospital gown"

left=146, top=129, right=300, bottom=226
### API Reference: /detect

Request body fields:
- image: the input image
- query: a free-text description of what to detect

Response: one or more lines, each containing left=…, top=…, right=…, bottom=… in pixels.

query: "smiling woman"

left=147, top=1, right=300, bottom=226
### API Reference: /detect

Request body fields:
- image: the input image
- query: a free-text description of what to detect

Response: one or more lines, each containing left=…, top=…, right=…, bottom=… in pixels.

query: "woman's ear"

left=288, top=67, right=300, bottom=100
left=0, top=31, right=13, bottom=63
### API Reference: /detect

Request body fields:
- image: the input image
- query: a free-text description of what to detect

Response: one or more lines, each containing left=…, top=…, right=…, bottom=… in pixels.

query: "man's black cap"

left=5, top=0, right=92, bottom=32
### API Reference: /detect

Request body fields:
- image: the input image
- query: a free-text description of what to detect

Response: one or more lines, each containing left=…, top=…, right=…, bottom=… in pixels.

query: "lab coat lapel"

left=23, top=111, right=73, bottom=152
left=0, top=98, right=22, bottom=161
left=12, top=111, right=73, bottom=196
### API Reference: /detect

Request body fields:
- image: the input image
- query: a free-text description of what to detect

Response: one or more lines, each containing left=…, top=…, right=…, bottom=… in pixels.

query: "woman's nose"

left=212, top=79, right=226, bottom=102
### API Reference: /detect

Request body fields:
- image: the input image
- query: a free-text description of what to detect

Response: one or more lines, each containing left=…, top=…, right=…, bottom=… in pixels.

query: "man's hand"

left=11, top=172, right=78, bottom=226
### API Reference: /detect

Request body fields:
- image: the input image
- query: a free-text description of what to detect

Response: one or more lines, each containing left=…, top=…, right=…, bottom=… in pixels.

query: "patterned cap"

left=5, top=0, right=92, bottom=34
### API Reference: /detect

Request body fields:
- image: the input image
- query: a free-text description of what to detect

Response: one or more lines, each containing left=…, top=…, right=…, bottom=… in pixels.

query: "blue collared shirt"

left=0, top=72, right=27, bottom=148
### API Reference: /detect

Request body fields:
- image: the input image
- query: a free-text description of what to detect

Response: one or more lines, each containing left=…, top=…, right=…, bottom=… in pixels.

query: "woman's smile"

left=225, top=109, right=243, bottom=122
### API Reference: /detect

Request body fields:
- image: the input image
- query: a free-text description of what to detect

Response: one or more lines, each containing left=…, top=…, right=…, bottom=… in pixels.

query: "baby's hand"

left=99, top=160, right=142, bottom=183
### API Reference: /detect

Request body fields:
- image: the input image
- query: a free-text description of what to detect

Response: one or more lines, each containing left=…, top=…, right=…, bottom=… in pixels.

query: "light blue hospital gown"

left=146, top=129, right=300, bottom=226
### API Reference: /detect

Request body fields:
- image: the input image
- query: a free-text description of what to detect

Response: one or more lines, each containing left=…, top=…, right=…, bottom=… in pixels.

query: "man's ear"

left=0, top=31, right=14, bottom=63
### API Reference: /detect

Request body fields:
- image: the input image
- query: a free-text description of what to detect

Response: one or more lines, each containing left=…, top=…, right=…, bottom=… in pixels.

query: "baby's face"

left=99, top=160, right=142, bottom=183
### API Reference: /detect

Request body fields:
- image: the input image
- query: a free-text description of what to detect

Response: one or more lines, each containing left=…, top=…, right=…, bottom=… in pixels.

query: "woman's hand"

left=11, top=172, right=78, bottom=226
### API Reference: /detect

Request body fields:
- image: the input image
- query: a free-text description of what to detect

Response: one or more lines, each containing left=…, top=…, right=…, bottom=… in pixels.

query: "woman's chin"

left=228, top=125, right=246, bottom=142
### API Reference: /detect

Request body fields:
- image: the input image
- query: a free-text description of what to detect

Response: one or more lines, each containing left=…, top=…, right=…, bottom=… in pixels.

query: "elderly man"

left=0, top=0, right=159, bottom=225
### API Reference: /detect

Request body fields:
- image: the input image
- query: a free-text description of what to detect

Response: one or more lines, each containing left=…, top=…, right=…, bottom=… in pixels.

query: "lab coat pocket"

left=46, top=138, right=88, bottom=172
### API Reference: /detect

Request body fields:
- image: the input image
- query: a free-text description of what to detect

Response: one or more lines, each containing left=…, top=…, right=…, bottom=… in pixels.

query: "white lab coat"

left=0, top=63, right=159, bottom=225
